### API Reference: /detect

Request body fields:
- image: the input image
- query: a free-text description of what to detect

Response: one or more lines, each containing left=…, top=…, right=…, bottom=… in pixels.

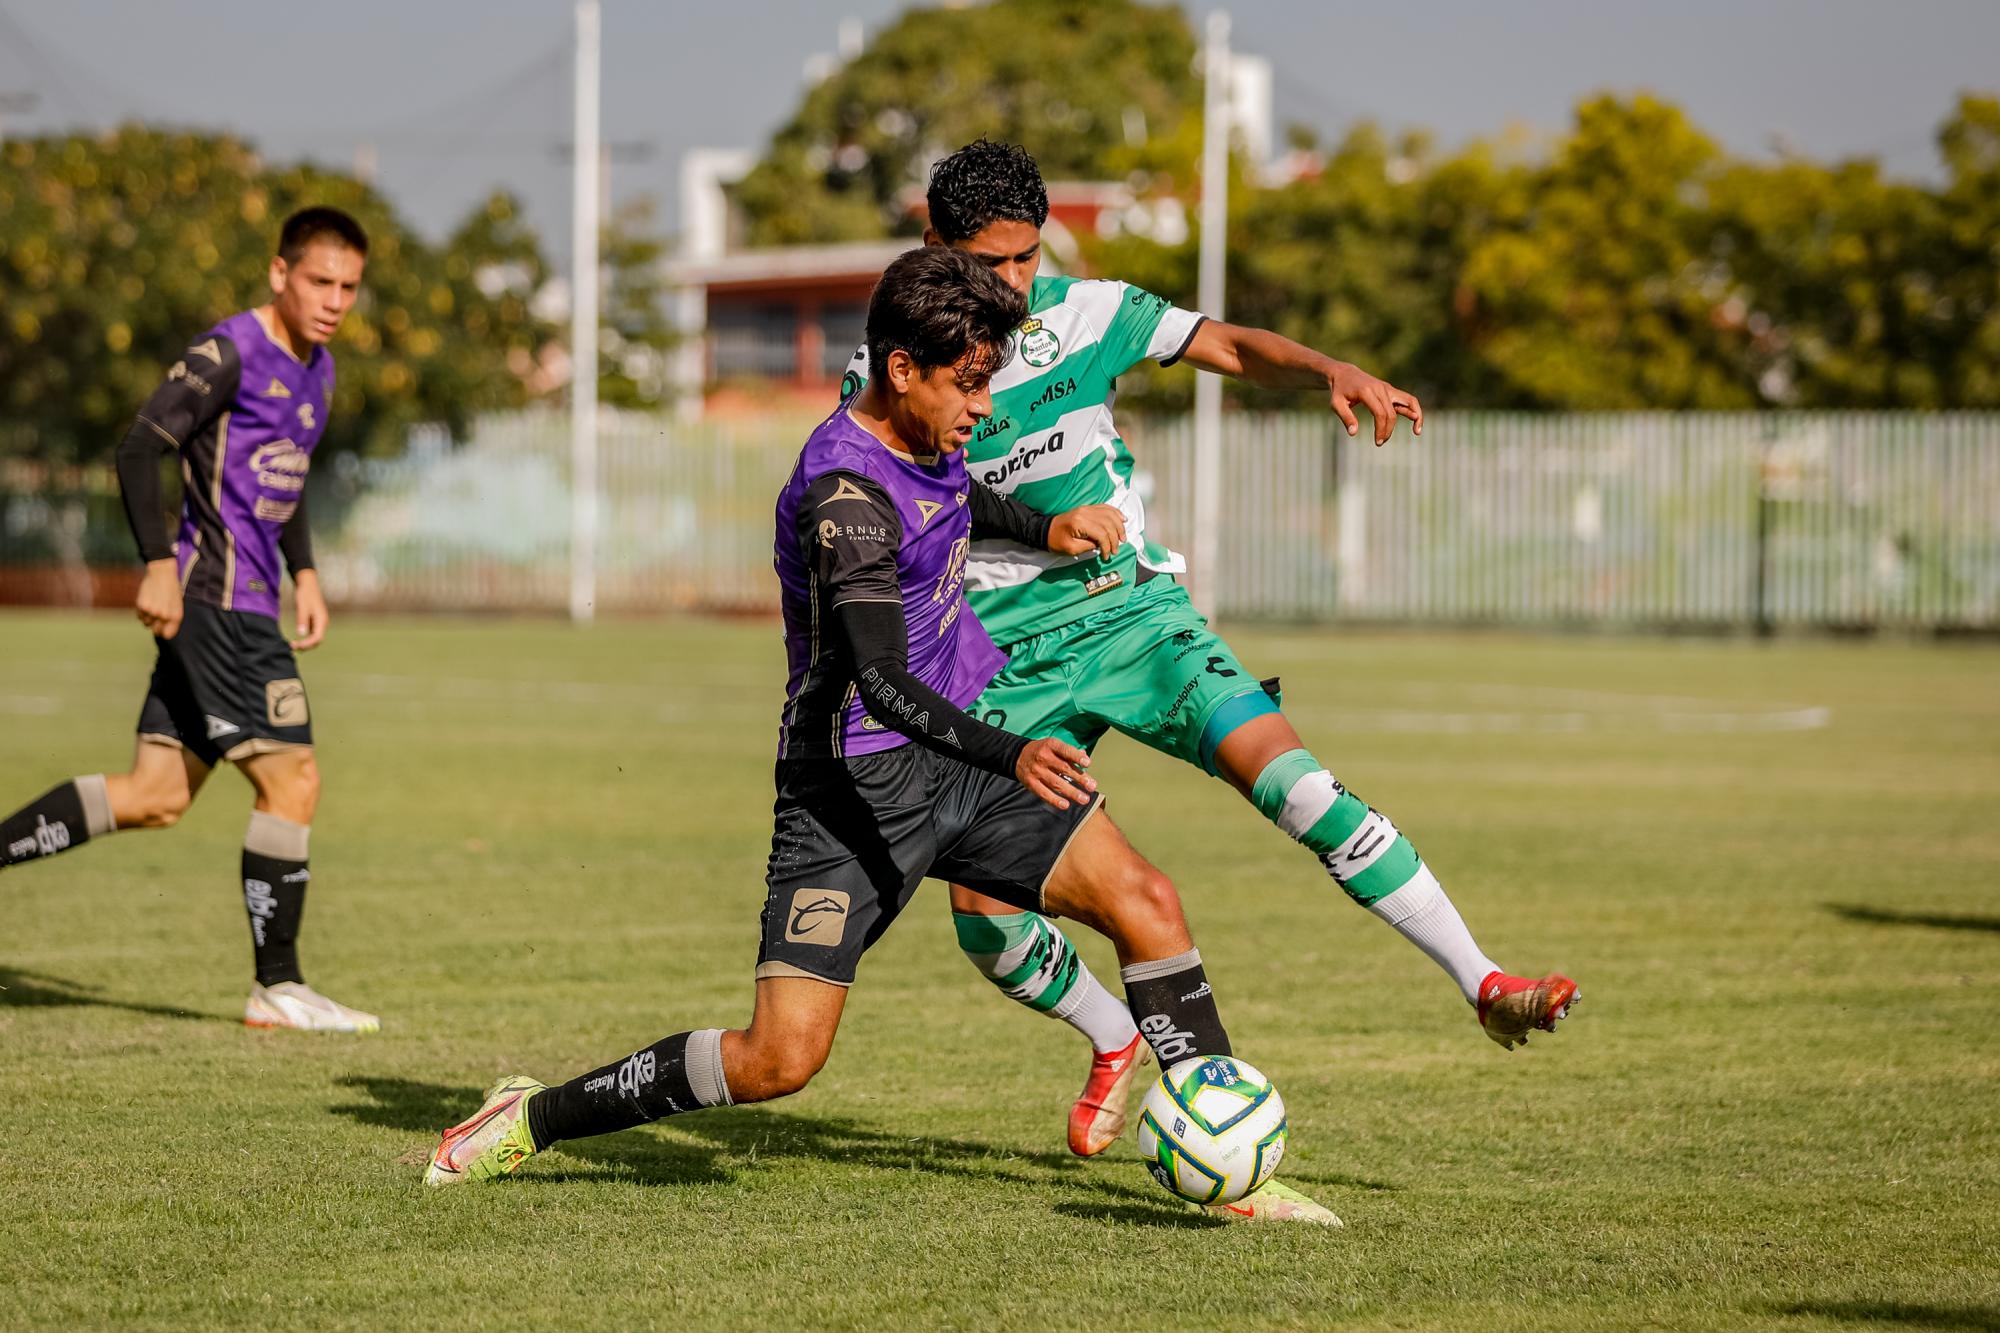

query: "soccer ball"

left=1136, top=1055, right=1287, bottom=1205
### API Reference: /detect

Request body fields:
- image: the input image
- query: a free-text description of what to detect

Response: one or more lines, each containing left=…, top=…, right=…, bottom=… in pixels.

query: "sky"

left=2, top=0, right=1996, bottom=254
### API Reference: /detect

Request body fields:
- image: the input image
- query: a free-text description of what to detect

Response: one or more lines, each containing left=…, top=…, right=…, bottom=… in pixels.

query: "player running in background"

left=0, top=207, right=378, bottom=1033
left=841, top=141, right=1578, bottom=1157
left=426, top=246, right=1336, bottom=1224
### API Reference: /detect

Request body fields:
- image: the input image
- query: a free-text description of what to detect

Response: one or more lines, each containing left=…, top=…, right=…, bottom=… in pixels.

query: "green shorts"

left=972, top=577, right=1274, bottom=775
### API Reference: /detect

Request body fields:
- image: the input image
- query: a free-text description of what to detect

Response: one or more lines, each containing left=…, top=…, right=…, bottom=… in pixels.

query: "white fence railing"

left=7, top=411, right=1998, bottom=629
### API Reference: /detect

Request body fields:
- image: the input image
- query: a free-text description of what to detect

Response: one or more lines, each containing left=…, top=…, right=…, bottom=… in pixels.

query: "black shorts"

left=757, top=745, right=1102, bottom=986
left=137, top=601, right=312, bottom=766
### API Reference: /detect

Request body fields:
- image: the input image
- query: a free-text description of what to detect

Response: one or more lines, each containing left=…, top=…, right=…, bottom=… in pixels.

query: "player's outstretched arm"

left=1180, top=320, right=1423, bottom=446
left=966, top=482, right=1125, bottom=559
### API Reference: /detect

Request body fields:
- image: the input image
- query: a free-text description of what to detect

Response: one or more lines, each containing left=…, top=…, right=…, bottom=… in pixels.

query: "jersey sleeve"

left=115, top=334, right=242, bottom=562
left=797, top=470, right=902, bottom=607
left=1095, top=281, right=1207, bottom=377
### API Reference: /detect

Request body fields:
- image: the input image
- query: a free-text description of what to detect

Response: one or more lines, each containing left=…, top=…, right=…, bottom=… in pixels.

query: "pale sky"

left=2, top=0, right=1994, bottom=252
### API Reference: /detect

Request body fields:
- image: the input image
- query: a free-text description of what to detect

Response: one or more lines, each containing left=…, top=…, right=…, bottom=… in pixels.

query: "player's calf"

left=0, top=775, right=116, bottom=872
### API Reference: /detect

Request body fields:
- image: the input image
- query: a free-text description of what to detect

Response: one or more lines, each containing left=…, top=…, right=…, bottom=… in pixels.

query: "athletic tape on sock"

left=686, top=1028, right=733, bottom=1108
left=74, top=775, right=116, bottom=838
left=245, top=810, right=310, bottom=861
left=1120, top=946, right=1202, bottom=985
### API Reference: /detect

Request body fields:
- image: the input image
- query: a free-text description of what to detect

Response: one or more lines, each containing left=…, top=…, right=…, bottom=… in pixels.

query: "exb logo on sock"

left=1139, top=1013, right=1198, bottom=1062
left=10, top=815, right=72, bottom=861
left=616, top=1050, right=656, bottom=1099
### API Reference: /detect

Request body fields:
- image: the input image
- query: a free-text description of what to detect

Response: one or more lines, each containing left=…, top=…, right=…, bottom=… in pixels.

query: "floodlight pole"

left=1191, top=10, right=1230, bottom=621
left=570, top=0, right=602, bottom=624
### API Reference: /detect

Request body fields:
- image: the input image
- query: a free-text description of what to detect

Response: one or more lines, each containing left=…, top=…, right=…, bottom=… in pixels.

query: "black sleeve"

left=278, top=489, right=316, bottom=575
left=800, top=470, right=1029, bottom=779
left=115, top=335, right=241, bottom=563
left=966, top=480, right=1052, bottom=550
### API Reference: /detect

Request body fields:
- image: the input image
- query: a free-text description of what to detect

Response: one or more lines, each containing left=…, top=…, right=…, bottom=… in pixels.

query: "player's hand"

left=290, top=569, right=329, bottom=651
left=1048, top=504, right=1124, bottom=558
left=1015, top=736, right=1098, bottom=811
left=1328, top=361, right=1423, bottom=445
left=135, top=559, right=185, bottom=640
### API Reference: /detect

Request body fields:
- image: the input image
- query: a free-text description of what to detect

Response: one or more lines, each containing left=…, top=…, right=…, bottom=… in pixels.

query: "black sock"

left=243, top=848, right=309, bottom=986
left=1, top=781, right=94, bottom=870
left=1121, top=949, right=1231, bottom=1066
left=529, top=1028, right=733, bottom=1148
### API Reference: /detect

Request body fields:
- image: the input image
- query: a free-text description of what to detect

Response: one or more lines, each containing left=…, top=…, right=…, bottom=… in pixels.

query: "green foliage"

left=1086, top=93, right=2000, bottom=412
left=734, top=0, right=1199, bottom=246
left=598, top=198, right=676, bottom=409
left=0, top=127, right=557, bottom=462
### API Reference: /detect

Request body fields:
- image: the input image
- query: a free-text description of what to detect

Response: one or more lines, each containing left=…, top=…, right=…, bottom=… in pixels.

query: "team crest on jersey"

left=1018, top=318, right=1061, bottom=368
left=298, top=403, right=316, bottom=431
left=263, top=377, right=292, bottom=399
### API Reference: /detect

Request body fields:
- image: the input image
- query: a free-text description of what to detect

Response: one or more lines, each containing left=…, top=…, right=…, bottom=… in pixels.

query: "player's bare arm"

left=1182, top=320, right=1424, bottom=445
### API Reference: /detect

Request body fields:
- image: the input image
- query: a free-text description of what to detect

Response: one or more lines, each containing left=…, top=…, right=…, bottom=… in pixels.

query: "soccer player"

left=840, top=141, right=1579, bottom=1157
left=0, top=207, right=378, bottom=1033
left=425, top=246, right=1336, bottom=1224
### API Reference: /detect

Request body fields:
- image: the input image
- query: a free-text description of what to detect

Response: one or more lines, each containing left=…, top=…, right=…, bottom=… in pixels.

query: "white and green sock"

left=1250, top=748, right=1498, bottom=1001
left=954, top=911, right=1139, bottom=1053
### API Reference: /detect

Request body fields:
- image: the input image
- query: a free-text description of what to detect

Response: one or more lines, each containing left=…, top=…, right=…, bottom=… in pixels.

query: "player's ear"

left=885, top=349, right=916, bottom=392
left=267, top=256, right=289, bottom=298
left=922, top=228, right=943, bottom=247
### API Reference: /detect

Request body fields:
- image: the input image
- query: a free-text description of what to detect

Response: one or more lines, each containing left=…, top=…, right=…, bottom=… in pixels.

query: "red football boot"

left=1067, top=1033, right=1151, bottom=1156
left=1476, top=971, right=1580, bottom=1050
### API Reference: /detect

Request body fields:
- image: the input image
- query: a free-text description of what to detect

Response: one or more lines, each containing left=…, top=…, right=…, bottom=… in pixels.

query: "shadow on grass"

left=1825, top=904, right=2000, bottom=934
left=1767, top=1299, right=2000, bottom=1329
left=1052, top=1200, right=1224, bottom=1229
left=0, top=965, right=226, bottom=1024
left=330, top=1074, right=1165, bottom=1206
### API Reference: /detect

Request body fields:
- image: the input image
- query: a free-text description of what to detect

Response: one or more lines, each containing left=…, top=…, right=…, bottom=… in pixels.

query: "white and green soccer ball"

left=1136, top=1055, right=1287, bottom=1205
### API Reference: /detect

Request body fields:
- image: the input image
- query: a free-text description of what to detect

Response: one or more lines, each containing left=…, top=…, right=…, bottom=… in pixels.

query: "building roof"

left=664, top=238, right=913, bottom=292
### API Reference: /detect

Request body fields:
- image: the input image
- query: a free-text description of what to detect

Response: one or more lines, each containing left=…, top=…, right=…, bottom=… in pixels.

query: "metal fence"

left=5, top=411, right=1998, bottom=630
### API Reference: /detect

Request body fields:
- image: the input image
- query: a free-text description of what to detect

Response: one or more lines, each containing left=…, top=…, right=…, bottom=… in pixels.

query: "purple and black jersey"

left=775, top=409, right=1007, bottom=761
left=121, top=310, right=334, bottom=621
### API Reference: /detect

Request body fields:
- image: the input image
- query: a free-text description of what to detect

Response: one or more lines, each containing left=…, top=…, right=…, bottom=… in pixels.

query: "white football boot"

left=244, top=981, right=380, bottom=1033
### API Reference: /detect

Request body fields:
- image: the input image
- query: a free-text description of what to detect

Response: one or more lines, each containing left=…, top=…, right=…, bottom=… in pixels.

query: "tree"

left=733, top=0, right=1200, bottom=246
left=0, top=127, right=559, bottom=463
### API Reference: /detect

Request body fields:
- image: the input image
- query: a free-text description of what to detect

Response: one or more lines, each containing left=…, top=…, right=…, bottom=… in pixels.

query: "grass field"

left=2, top=610, right=1996, bottom=1331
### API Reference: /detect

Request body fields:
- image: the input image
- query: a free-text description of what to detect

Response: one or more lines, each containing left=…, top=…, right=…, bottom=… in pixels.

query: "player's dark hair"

left=866, top=246, right=1026, bottom=384
left=926, top=139, right=1049, bottom=244
left=277, top=207, right=369, bottom=264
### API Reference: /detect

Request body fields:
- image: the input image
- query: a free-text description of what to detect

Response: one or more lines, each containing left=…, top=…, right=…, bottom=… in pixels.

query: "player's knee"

left=734, top=1046, right=824, bottom=1102
left=1127, top=863, right=1186, bottom=931
left=123, top=778, right=193, bottom=829
left=731, top=1029, right=830, bottom=1102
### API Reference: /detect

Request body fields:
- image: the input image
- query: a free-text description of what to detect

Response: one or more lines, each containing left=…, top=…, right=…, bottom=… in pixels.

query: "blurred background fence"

left=4, top=411, right=1997, bottom=630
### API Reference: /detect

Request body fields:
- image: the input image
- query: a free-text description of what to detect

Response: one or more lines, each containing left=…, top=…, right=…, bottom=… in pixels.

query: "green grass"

left=2, top=610, right=1996, bottom=1331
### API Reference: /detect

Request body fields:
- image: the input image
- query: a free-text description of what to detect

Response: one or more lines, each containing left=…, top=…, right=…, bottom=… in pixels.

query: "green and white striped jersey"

left=841, top=272, right=1206, bottom=647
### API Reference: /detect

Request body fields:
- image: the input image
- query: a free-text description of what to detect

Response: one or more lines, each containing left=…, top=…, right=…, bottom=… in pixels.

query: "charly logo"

left=266, top=679, right=309, bottom=728
left=1018, top=317, right=1060, bottom=368
left=249, top=439, right=310, bottom=494
left=785, top=888, right=850, bottom=945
